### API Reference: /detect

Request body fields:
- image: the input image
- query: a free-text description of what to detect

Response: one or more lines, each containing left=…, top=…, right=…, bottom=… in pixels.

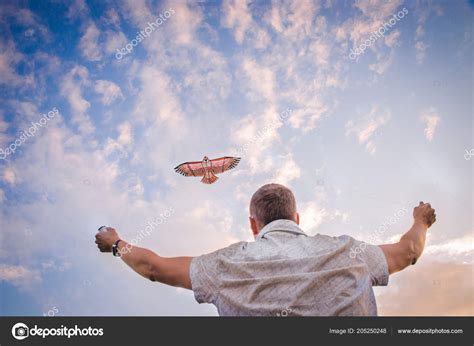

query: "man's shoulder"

left=197, top=240, right=249, bottom=260
left=309, top=233, right=354, bottom=244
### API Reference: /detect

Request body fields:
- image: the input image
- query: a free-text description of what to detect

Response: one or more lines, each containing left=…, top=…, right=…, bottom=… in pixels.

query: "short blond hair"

left=250, top=183, right=297, bottom=227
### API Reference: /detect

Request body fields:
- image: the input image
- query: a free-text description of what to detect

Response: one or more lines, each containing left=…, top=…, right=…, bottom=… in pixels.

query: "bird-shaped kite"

left=174, top=156, right=241, bottom=184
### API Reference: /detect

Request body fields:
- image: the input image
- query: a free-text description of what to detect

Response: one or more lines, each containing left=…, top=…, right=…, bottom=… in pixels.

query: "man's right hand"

left=95, top=227, right=120, bottom=253
left=413, top=201, right=436, bottom=228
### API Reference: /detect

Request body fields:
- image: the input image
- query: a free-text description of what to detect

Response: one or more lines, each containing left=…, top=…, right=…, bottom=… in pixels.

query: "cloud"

left=272, top=153, right=301, bottom=186
left=101, top=8, right=121, bottom=27
left=298, top=197, right=350, bottom=236
left=0, top=116, right=9, bottom=148
left=415, top=40, right=429, bottom=64
left=231, top=107, right=282, bottom=174
left=0, top=40, right=31, bottom=87
left=2, top=166, right=16, bottom=185
left=420, top=108, right=441, bottom=142
left=221, top=0, right=269, bottom=48
left=424, top=234, right=473, bottom=262
left=309, top=36, right=331, bottom=66
left=10, top=101, right=39, bottom=119
left=221, top=0, right=252, bottom=44
left=167, top=1, right=203, bottom=45
left=385, top=29, right=401, bottom=48
left=176, top=43, right=232, bottom=103
left=376, top=261, right=474, bottom=316
left=414, top=12, right=428, bottom=64
left=0, top=265, right=42, bottom=290
left=66, top=0, right=89, bottom=19
left=345, top=0, right=404, bottom=74
left=369, top=51, right=394, bottom=75
left=345, top=105, right=390, bottom=154
left=272, top=0, right=320, bottom=41
left=132, top=65, right=186, bottom=134
left=265, top=2, right=283, bottom=33
left=188, top=200, right=235, bottom=236
left=121, top=0, right=154, bottom=27
left=288, top=97, right=329, bottom=132
left=78, top=22, right=102, bottom=61
left=104, top=30, right=128, bottom=55
left=299, top=201, right=329, bottom=235
left=105, top=121, right=133, bottom=155
left=94, top=80, right=123, bottom=105
left=354, top=0, right=403, bottom=20
left=413, top=2, right=443, bottom=64
left=59, top=65, right=95, bottom=134
left=240, top=58, right=275, bottom=102
left=0, top=4, right=50, bottom=39
left=350, top=0, right=402, bottom=45
left=376, top=232, right=473, bottom=315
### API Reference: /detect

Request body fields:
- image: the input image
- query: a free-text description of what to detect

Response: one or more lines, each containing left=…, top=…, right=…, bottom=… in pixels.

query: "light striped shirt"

left=190, top=219, right=389, bottom=316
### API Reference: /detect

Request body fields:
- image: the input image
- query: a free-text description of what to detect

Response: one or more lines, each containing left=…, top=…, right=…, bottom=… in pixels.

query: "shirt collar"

left=256, top=219, right=307, bottom=240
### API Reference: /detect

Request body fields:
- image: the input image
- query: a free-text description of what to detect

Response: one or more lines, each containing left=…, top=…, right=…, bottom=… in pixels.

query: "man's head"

left=249, top=183, right=299, bottom=238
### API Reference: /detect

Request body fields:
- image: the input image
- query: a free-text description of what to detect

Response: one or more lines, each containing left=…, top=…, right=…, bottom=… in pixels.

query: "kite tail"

left=201, top=173, right=218, bottom=184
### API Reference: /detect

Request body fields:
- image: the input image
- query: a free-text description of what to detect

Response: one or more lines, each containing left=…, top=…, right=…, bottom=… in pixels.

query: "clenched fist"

left=95, top=227, right=120, bottom=252
left=413, top=201, right=436, bottom=228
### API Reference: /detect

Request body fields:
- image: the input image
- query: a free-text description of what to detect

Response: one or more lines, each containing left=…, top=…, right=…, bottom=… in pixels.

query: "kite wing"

left=210, top=157, right=241, bottom=174
left=174, top=161, right=206, bottom=177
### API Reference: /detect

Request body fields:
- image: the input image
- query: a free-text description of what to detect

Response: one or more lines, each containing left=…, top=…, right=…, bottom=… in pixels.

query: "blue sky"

left=0, top=0, right=472, bottom=316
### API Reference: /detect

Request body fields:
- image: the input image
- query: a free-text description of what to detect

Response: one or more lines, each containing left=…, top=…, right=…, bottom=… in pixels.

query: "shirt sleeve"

left=350, top=237, right=389, bottom=286
left=189, top=255, right=219, bottom=304
left=189, top=242, right=244, bottom=304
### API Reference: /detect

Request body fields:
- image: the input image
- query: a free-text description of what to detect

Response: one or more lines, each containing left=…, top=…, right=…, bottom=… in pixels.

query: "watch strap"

left=112, top=239, right=122, bottom=257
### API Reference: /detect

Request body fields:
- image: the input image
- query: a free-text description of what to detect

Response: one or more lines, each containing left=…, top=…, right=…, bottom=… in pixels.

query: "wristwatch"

left=112, top=239, right=122, bottom=257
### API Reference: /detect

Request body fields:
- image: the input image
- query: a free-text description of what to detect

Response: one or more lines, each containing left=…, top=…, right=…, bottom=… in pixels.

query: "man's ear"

left=295, top=212, right=300, bottom=225
left=249, top=216, right=259, bottom=238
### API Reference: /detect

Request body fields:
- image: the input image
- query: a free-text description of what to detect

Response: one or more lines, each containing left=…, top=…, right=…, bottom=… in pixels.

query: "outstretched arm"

left=95, top=227, right=193, bottom=289
left=379, top=202, right=436, bottom=275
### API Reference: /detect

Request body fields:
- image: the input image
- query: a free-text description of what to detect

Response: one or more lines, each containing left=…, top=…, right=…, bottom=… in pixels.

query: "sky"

left=0, top=0, right=472, bottom=316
